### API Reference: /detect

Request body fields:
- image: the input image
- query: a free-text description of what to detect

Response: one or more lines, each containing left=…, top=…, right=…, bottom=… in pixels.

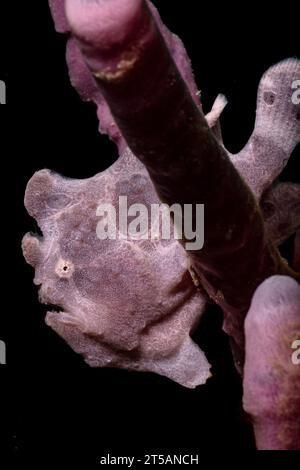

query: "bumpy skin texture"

left=229, top=59, right=300, bottom=200
left=261, top=183, right=300, bottom=246
left=23, top=149, right=210, bottom=388
left=23, top=0, right=217, bottom=388
left=243, top=276, right=300, bottom=450
left=227, top=59, right=300, bottom=248
left=228, top=59, right=300, bottom=251
left=24, top=0, right=299, bottom=394
left=63, top=0, right=299, bottom=371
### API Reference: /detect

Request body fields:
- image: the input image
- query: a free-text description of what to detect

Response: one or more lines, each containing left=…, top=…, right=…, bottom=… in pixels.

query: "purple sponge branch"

left=64, top=0, right=296, bottom=368
left=50, top=0, right=203, bottom=152
left=243, top=275, right=300, bottom=450
left=49, top=0, right=69, bottom=33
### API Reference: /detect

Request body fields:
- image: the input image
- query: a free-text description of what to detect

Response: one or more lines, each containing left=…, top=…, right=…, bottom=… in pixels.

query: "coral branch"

left=65, top=0, right=295, bottom=369
left=243, top=275, right=300, bottom=450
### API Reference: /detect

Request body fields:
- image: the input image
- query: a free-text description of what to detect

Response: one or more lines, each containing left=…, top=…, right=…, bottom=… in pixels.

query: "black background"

left=0, top=0, right=299, bottom=466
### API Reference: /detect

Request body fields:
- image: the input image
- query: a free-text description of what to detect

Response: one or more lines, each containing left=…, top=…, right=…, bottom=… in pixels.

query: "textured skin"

left=23, top=0, right=299, bottom=391
left=243, top=276, right=300, bottom=450
left=23, top=149, right=210, bottom=388
left=213, top=61, right=300, bottom=247
left=261, top=183, right=300, bottom=246
left=64, top=0, right=298, bottom=372
left=221, top=60, right=300, bottom=248
left=229, top=59, right=300, bottom=200
left=22, top=0, right=220, bottom=387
